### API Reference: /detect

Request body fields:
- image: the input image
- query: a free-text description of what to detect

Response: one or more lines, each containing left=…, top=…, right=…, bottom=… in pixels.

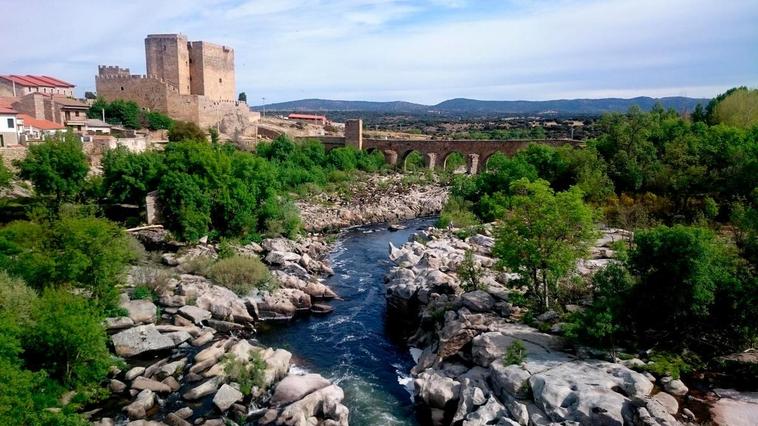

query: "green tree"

left=564, top=263, right=635, bottom=353
left=238, top=92, right=247, bottom=102
left=168, top=121, right=207, bottom=142
left=494, top=179, right=595, bottom=311
left=705, top=86, right=748, bottom=125
left=628, top=225, right=754, bottom=351
left=145, top=111, right=173, bottom=130
left=101, top=146, right=164, bottom=205
left=15, top=134, right=89, bottom=205
left=712, top=88, right=758, bottom=129
left=691, top=103, right=706, bottom=123
left=26, top=289, right=112, bottom=387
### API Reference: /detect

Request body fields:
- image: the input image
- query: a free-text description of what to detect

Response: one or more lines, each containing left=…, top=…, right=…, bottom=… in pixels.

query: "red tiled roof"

left=1, top=74, right=75, bottom=88
left=18, top=113, right=64, bottom=130
left=0, top=106, right=17, bottom=114
left=288, top=113, right=327, bottom=120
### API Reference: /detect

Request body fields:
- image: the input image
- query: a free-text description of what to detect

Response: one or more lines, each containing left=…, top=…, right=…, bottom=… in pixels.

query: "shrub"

left=504, top=340, right=527, bottom=365
left=458, top=249, right=483, bottom=292
left=130, top=266, right=172, bottom=295
left=0, top=215, right=137, bottom=308
left=629, top=225, right=742, bottom=347
left=222, top=351, right=267, bottom=395
left=641, top=352, right=701, bottom=380
left=179, top=255, right=215, bottom=277
left=437, top=196, right=479, bottom=229
left=168, top=121, right=207, bottom=142
left=26, top=289, right=112, bottom=388
left=131, top=285, right=154, bottom=301
left=208, top=255, right=276, bottom=296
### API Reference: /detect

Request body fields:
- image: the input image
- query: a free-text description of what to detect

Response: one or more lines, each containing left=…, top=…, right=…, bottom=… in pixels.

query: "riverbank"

left=296, top=174, right=448, bottom=232
left=384, top=225, right=703, bottom=425
left=92, top=231, right=350, bottom=425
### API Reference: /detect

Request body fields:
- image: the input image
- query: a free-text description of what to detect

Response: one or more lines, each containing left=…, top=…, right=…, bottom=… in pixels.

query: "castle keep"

left=96, top=34, right=251, bottom=130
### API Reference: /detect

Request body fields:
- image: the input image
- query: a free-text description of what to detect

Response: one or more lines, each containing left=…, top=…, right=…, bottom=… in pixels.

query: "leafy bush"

left=641, top=352, right=701, bottom=380
left=168, top=121, right=207, bottom=142
left=504, top=340, right=527, bottom=365
left=0, top=215, right=137, bottom=308
left=437, top=196, right=479, bottom=229
left=222, top=351, right=267, bottom=395
left=131, top=285, right=154, bottom=300
left=458, top=249, right=483, bottom=292
left=208, top=255, right=276, bottom=296
left=130, top=266, right=172, bottom=295
left=26, top=289, right=112, bottom=388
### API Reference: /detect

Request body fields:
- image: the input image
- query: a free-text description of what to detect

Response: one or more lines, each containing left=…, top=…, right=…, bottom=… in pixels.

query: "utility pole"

left=261, top=97, right=266, bottom=119
left=102, top=108, right=105, bottom=122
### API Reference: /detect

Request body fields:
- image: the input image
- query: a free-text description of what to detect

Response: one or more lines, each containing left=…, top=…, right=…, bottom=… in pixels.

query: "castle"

left=96, top=34, right=254, bottom=131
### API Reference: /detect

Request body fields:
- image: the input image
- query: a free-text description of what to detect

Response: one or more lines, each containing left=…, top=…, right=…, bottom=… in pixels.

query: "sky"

left=1, top=0, right=757, bottom=104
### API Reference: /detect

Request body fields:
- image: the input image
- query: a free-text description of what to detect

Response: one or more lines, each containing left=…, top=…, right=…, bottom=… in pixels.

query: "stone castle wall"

left=188, top=42, right=235, bottom=101
left=145, top=34, right=191, bottom=95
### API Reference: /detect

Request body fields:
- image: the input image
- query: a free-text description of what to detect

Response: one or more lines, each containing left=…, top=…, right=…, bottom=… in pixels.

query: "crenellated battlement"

left=97, top=65, right=131, bottom=77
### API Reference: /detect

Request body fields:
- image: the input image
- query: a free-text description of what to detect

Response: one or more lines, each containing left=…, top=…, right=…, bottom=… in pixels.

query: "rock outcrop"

left=385, top=226, right=680, bottom=426
left=297, top=174, right=447, bottom=232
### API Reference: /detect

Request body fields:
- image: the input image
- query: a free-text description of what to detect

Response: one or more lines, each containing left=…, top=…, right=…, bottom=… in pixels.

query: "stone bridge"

left=300, top=119, right=582, bottom=174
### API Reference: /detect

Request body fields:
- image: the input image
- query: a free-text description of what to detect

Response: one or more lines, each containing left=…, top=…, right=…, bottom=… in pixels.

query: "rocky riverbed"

left=384, top=225, right=705, bottom=426
left=91, top=230, right=350, bottom=426
left=296, top=174, right=448, bottom=232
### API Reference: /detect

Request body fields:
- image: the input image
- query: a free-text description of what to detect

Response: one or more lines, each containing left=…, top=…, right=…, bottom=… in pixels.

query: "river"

left=256, top=217, right=437, bottom=425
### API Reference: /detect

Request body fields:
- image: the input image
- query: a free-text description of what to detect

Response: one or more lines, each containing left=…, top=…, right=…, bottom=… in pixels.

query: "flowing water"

left=256, top=217, right=436, bottom=425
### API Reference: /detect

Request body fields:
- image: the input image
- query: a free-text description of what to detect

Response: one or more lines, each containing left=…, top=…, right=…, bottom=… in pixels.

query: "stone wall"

left=96, top=75, right=171, bottom=114
left=0, top=146, right=28, bottom=169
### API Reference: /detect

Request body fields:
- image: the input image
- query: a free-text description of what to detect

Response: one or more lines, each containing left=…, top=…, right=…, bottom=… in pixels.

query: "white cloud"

left=1, top=0, right=755, bottom=103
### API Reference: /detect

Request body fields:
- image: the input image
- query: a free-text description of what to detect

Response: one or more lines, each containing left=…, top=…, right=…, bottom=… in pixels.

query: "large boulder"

left=121, top=299, right=158, bottom=324
left=262, top=348, right=292, bottom=387
left=529, top=360, right=654, bottom=425
left=111, top=325, right=176, bottom=357
left=131, top=376, right=172, bottom=393
left=271, top=374, right=331, bottom=407
left=470, top=326, right=567, bottom=368
left=177, top=305, right=211, bottom=324
left=213, top=384, right=243, bottom=412
left=415, top=370, right=461, bottom=409
left=123, top=389, right=156, bottom=419
left=461, top=290, right=496, bottom=313
left=275, top=384, right=349, bottom=426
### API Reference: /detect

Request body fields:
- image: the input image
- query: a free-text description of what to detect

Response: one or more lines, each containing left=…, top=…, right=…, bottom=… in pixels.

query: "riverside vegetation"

left=0, top=87, right=754, bottom=424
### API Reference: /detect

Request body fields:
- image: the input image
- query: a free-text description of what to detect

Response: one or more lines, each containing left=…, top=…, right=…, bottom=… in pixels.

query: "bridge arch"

left=442, top=151, right=466, bottom=173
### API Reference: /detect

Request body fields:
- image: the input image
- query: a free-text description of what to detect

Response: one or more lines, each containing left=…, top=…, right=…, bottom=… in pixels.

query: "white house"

left=0, top=106, right=19, bottom=147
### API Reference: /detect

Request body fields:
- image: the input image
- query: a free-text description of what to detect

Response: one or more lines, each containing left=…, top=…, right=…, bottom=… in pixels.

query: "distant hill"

left=255, top=96, right=709, bottom=116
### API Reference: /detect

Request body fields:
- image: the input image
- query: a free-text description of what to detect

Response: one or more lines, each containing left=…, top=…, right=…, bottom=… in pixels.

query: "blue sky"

left=1, top=0, right=757, bottom=104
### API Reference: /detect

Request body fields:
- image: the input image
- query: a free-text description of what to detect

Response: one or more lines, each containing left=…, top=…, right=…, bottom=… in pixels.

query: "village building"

left=1, top=92, right=89, bottom=131
left=96, top=34, right=257, bottom=134
left=85, top=118, right=111, bottom=134
left=17, top=113, right=65, bottom=141
left=0, top=106, right=20, bottom=147
left=0, top=75, right=75, bottom=98
left=288, top=113, right=328, bottom=126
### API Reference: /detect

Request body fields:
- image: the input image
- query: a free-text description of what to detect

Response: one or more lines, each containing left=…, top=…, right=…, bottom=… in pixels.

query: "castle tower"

left=145, top=34, right=191, bottom=95
left=188, top=41, right=236, bottom=101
